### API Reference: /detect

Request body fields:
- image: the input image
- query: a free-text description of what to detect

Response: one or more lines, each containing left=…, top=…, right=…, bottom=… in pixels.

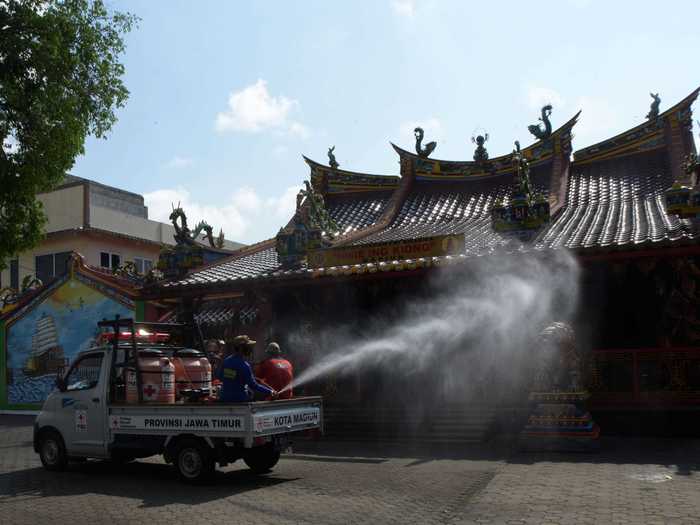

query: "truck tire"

left=39, top=430, right=68, bottom=472
left=173, top=439, right=215, bottom=484
left=243, top=443, right=280, bottom=473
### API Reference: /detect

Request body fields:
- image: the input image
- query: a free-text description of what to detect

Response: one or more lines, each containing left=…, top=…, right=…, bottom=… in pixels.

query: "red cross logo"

left=143, top=384, right=157, bottom=398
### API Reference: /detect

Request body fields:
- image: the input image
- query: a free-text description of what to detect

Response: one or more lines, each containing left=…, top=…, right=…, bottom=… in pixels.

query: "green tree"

left=0, top=0, right=137, bottom=271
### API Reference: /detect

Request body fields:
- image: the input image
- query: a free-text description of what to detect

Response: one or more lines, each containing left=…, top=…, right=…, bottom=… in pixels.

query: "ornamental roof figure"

left=512, top=140, right=533, bottom=199
left=646, top=92, right=661, bottom=120
left=528, top=105, right=553, bottom=140
left=169, top=204, right=219, bottom=248
left=275, top=179, right=339, bottom=268
left=328, top=146, right=339, bottom=170
left=472, top=134, right=489, bottom=163
left=414, top=127, right=437, bottom=158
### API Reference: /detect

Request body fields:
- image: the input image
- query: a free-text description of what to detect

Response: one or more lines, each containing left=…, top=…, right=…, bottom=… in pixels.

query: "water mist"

left=283, top=249, right=581, bottom=403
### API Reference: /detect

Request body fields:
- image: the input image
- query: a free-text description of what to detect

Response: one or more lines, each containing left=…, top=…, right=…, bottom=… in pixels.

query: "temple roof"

left=154, top=90, right=699, bottom=293
left=351, top=165, right=552, bottom=250
left=390, top=111, right=579, bottom=180
left=573, top=88, right=699, bottom=164
left=303, top=156, right=400, bottom=195
left=328, top=192, right=392, bottom=235
left=161, top=186, right=397, bottom=289
left=540, top=149, right=697, bottom=250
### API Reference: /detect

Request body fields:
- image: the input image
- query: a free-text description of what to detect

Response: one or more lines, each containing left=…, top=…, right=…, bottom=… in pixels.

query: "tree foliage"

left=0, top=0, right=137, bottom=270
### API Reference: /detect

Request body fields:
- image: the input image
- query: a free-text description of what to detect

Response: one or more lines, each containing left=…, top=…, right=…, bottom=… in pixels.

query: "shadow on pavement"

left=506, top=436, right=700, bottom=477
left=0, top=461, right=298, bottom=508
left=284, top=454, right=386, bottom=464
left=292, top=435, right=700, bottom=476
left=289, top=438, right=510, bottom=463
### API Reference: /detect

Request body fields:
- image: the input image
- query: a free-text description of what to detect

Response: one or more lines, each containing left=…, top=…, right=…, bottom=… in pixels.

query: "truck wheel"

left=243, top=444, right=280, bottom=473
left=174, top=439, right=215, bottom=484
left=39, top=431, right=68, bottom=472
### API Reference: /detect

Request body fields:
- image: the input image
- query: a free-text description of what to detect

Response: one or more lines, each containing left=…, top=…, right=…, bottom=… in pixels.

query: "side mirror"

left=55, top=376, right=66, bottom=392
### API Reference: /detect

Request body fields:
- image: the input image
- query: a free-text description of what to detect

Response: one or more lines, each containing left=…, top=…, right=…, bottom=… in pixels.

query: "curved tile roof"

left=171, top=245, right=280, bottom=286
left=353, top=167, right=552, bottom=251
left=170, top=147, right=697, bottom=290
left=329, top=194, right=391, bottom=235
left=156, top=90, right=700, bottom=292
left=539, top=150, right=697, bottom=250
left=166, top=191, right=395, bottom=287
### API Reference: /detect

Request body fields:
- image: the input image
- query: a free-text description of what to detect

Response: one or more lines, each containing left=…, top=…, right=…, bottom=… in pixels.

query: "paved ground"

left=2, top=416, right=700, bottom=525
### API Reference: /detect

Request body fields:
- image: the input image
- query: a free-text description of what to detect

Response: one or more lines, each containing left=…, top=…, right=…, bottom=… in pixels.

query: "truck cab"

left=36, top=348, right=111, bottom=460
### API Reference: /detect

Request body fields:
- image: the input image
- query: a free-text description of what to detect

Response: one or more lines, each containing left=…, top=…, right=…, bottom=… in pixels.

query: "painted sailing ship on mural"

left=23, top=314, right=67, bottom=377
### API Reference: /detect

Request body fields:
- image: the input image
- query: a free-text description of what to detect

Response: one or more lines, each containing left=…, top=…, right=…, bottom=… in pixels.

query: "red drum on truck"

left=126, top=349, right=176, bottom=404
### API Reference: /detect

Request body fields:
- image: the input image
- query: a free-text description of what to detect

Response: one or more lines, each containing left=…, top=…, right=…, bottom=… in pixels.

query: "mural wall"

left=3, top=275, right=132, bottom=406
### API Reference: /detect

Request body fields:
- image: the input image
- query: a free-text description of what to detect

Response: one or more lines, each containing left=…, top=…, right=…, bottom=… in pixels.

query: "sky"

left=71, top=0, right=700, bottom=244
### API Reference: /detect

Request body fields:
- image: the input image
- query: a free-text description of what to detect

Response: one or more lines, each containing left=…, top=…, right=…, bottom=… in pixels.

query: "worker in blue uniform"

left=218, top=335, right=277, bottom=402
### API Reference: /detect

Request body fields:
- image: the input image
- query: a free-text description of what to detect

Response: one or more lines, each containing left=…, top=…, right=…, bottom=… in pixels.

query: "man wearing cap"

left=256, top=342, right=294, bottom=399
left=217, top=335, right=276, bottom=402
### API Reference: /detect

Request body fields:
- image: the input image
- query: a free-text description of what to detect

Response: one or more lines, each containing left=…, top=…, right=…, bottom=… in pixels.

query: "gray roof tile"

left=538, top=150, right=697, bottom=250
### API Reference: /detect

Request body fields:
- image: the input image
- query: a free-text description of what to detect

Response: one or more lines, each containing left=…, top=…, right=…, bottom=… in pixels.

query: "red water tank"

left=172, top=349, right=212, bottom=398
left=126, top=349, right=176, bottom=404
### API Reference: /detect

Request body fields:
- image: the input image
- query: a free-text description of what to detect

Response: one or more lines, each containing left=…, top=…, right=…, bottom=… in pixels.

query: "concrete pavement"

left=2, top=416, right=700, bottom=524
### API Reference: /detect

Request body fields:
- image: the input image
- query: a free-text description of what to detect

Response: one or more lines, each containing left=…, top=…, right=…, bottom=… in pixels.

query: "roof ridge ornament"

left=528, top=105, right=553, bottom=140
left=1, top=276, right=43, bottom=310
left=328, top=146, right=339, bottom=170
left=646, top=92, right=661, bottom=121
left=471, top=133, right=489, bottom=163
left=169, top=204, right=219, bottom=249
left=414, top=127, right=437, bottom=158
left=156, top=205, right=229, bottom=280
left=276, top=180, right=339, bottom=268
left=513, top=140, right=532, bottom=198
left=491, top=140, right=551, bottom=238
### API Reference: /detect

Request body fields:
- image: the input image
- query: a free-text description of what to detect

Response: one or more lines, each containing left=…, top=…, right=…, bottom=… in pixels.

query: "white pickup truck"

left=33, top=320, right=323, bottom=484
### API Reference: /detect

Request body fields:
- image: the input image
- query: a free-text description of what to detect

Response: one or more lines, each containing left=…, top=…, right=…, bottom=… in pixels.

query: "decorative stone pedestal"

left=519, top=391, right=600, bottom=451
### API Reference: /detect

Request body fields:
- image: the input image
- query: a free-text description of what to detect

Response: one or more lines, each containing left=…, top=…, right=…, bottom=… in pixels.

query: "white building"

left=1, top=175, right=243, bottom=289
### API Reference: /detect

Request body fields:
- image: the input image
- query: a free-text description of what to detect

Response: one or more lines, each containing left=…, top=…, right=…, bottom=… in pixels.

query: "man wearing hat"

left=256, top=342, right=294, bottom=400
left=217, top=335, right=276, bottom=402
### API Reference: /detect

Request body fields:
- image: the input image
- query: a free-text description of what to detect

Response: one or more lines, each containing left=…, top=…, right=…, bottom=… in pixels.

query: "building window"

left=35, top=252, right=72, bottom=284
left=133, top=257, right=152, bottom=274
left=100, top=252, right=121, bottom=270
left=56, top=252, right=71, bottom=275
left=10, top=259, right=19, bottom=290
left=35, top=255, right=53, bottom=284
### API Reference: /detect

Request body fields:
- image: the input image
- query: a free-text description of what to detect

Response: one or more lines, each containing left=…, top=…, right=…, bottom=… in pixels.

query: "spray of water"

left=281, top=249, right=580, bottom=397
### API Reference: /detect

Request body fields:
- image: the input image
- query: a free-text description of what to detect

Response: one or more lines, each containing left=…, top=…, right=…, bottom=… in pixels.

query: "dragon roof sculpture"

left=169, top=204, right=224, bottom=249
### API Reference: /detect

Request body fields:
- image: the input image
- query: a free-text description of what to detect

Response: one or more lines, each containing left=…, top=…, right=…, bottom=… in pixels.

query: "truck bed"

left=108, top=396, right=323, bottom=446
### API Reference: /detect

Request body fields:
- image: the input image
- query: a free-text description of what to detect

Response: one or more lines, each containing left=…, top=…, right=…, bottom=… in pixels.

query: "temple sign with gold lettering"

left=307, top=234, right=465, bottom=268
